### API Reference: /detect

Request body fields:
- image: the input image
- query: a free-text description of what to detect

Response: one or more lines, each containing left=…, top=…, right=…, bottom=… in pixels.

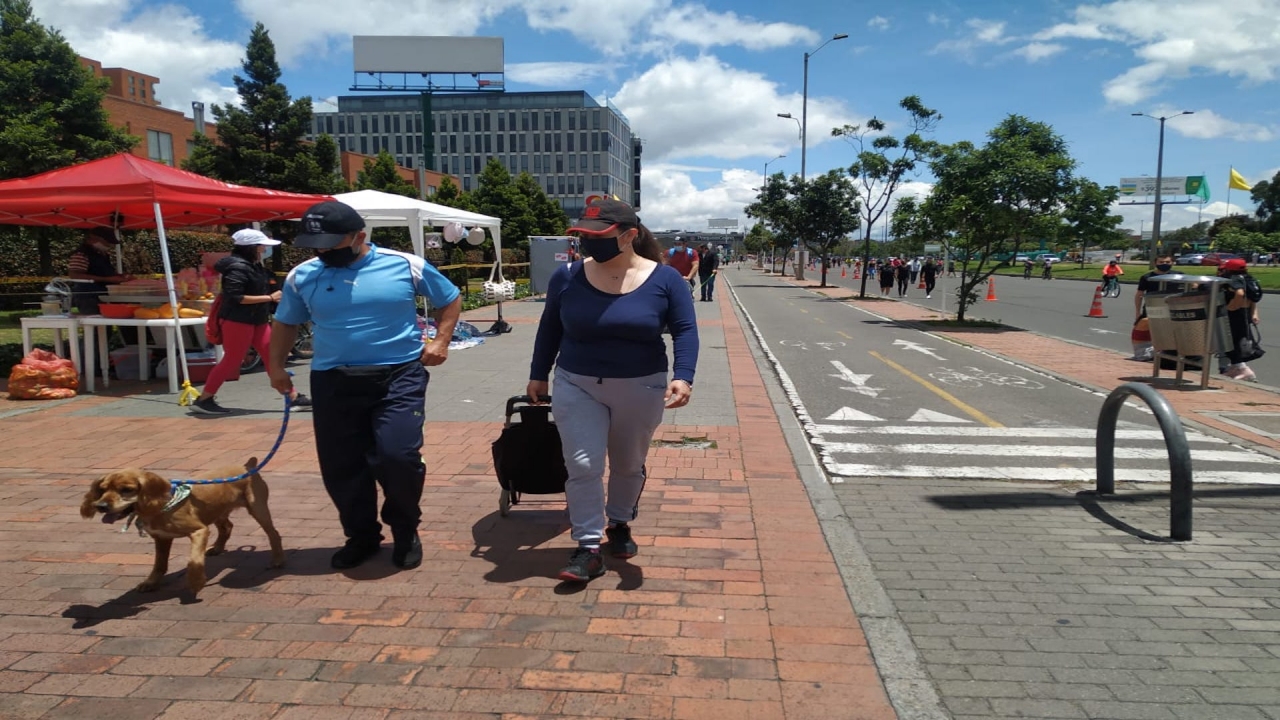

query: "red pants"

left=204, top=320, right=270, bottom=396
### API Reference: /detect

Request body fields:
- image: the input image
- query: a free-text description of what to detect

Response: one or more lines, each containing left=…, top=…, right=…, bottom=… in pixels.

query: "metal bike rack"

left=1095, top=382, right=1194, bottom=541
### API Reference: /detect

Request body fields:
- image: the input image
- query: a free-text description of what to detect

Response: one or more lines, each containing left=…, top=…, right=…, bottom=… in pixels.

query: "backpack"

left=1244, top=274, right=1264, bottom=303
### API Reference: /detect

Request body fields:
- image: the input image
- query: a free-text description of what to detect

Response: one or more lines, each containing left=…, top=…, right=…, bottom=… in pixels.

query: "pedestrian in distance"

left=895, top=259, right=911, bottom=297
left=527, top=199, right=699, bottom=584
left=922, top=257, right=938, bottom=299
left=666, top=236, right=699, bottom=291
left=194, top=229, right=311, bottom=415
left=909, top=256, right=922, bottom=285
left=267, top=201, right=463, bottom=572
left=947, top=259, right=957, bottom=277
left=698, top=243, right=720, bottom=302
left=878, top=260, right=894, bottom=296
left=1217, top=258, right=1263, bottom=382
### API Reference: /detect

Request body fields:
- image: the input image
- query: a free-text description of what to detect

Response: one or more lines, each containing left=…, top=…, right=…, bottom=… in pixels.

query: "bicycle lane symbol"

left=927, top=366, right=1045, bottom=390
left=778, top=341, right=847, bottom=351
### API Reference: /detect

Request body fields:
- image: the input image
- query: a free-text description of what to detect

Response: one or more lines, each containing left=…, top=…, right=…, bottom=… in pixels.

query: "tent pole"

left=153, top=202, right=194, bottom=401
left=487, top=228, right=511, bottom=335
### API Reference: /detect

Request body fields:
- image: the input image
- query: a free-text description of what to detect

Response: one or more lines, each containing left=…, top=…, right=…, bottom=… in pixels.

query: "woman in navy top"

left=527, top=199, right=699, bottom=583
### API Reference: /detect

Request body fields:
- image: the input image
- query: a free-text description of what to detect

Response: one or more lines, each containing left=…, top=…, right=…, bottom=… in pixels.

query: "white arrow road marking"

left=1089, top=328, right=1119, bottom=334
left=828, top=360, right=881, bottom=398
left=907, top=409, right=972, bottom=423
left=892, top=339, right=947, bottom=360
left=825, top=407, right=884, bottom=422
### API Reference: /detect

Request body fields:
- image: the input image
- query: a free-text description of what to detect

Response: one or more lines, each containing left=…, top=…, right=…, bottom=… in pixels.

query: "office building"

left=81, top=56, right=215, bottom=167
left=307, top=91, right=642, bottom=216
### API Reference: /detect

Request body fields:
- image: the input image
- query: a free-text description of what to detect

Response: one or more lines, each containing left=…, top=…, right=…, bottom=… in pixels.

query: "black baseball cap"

left=567, top=198, right=639, bottom=236
left=294, top=201, right=366, bottom=249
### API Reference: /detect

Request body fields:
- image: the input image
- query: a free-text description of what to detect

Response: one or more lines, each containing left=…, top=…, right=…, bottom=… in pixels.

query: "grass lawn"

left=0, top=309, right=48, bottom=347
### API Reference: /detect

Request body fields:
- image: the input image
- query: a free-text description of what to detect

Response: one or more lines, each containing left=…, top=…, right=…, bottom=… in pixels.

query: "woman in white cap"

left=194, top=229, right=310, bottom=414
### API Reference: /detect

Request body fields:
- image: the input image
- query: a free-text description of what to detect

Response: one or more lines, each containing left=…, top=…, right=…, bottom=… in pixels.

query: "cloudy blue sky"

left=34, top=0, right=1280, bottom=233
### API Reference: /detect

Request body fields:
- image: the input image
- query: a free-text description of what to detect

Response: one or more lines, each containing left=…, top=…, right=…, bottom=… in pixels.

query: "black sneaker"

left=290, top=393, right=313, bottom=408
left=331, top=537, right=381, bottom=569
left=192, top=397, right=231, bottom=415
left=605, top=524, right=638, bottom=559
left=557, top=547, right=605, bottom=582
left=392, top=532, right=422, bottom=569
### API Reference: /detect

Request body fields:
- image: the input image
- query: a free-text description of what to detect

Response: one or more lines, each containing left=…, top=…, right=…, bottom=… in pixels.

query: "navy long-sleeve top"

left=530, top=261, right=699, bottom=384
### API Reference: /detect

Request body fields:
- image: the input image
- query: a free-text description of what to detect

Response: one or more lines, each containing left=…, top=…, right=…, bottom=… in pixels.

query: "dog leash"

left=168, top=375, right=294, bottom=489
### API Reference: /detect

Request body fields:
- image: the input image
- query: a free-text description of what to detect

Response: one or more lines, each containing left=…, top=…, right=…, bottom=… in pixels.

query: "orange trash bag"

left=7, top=350, right=78, bottom=400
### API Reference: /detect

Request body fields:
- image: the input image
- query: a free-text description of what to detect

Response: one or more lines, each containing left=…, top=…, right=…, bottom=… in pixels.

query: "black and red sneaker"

left=605, top=524, right=638, bottom=559
left=557, top=547, right=605, bottom=582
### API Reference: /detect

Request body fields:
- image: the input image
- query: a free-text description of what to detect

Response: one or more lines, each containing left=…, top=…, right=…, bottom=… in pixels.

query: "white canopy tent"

left=334, top=189, right=503, bottom=258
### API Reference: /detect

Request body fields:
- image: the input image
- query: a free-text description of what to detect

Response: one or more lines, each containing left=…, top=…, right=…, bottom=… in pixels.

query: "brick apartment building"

left=81, top=56, right=456, bottom=197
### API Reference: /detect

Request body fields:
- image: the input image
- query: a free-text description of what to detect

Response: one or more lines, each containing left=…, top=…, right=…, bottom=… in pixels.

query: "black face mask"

left=318, top=246, right=359, bottom=268
left=1156, top=264, right=1172, bottom=272
left=581, top=236, right=623, bottom=264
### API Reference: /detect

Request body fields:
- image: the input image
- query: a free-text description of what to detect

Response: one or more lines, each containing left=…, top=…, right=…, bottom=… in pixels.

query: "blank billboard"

left=353, top=36, right=504, bottom=74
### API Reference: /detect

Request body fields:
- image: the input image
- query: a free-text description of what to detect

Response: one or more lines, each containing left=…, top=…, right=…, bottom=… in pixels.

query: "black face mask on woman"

left=318, top=245, right=360, bottom=268
left=580, top=236, right=623, bottom=264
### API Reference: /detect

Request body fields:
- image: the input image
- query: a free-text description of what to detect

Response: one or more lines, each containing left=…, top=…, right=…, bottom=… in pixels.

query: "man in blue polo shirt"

left=267, top=201, right=462, bottom=571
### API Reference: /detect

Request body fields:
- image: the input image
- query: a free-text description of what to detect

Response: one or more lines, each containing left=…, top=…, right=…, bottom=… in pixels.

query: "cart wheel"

left=499, top=489, right=511, bottom=517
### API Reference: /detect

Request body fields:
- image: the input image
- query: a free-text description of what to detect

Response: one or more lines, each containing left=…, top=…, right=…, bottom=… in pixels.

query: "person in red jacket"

left=666, top=237, right=699, bottom=290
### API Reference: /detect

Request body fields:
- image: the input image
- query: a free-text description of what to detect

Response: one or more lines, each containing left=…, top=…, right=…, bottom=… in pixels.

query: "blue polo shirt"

left=276, top=245, right=460, bottom=371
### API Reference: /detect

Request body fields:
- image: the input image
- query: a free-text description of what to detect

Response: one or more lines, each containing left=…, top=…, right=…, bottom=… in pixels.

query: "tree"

left=743, top=222, right=773, bottom=263
left=1250, top=170, right=1280, bottom=233
left=923, top=115, right=1079, bottom=321
left=1161, top=221, right=1210, bottom=253
left=514, top=171, right=570, bottom=244
left=746, top=170, right=859, bottom=286
left=470, top=159, right=533, bottom=253
left=1212, top=227, right=1275, bottom=255
left=832, top=96, right=942, bottom=297
left=311, top=134, right=349, bottom=194
left=433, top=176, right=467, bottom=208
left=1060, top=179, right=1125, bottom=261
left=0, top=0, right=136, bottom=271
left=356, top=150, right=418, bottom=197
left=745, top=171, right=797, bottom=275
left=182, top=23, right=324, bottom=193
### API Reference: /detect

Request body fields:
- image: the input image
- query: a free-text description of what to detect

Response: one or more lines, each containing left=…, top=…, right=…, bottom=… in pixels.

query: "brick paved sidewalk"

left=781, top=276, right=1280, bottom=455
left=0, top=294, right=896, bottom=719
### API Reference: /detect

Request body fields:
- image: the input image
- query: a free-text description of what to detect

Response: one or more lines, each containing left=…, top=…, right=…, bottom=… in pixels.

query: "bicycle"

left=240, top=322, right=313, bottom=373
left=1102, top=275, right=1122, bottom=298
left=1022, top=263, right=1033, bottom=279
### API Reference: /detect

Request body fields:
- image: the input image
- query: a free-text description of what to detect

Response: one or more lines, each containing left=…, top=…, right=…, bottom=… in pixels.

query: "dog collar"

left=120, top=484, right=192, bottom=535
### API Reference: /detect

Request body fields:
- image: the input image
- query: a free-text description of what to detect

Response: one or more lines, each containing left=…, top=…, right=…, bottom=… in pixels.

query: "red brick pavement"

left=0, top=293, right=896, bottom=718
left=785, top=276, right=1280, bottom=453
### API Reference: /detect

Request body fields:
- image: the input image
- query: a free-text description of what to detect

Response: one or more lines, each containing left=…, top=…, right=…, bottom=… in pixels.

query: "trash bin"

left=1167, top=291, right=1231, bottom=357
left=1144, top=295, right=1177, bottom=353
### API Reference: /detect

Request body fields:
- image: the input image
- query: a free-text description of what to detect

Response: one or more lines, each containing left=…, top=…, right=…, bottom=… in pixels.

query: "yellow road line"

left=815, top=317, right=826, bottom=324
left=799, top=308, right=809, bottom=314
left=837, top=331, right=853, bottom=340
left=868, top=351, right=1004, bottom=428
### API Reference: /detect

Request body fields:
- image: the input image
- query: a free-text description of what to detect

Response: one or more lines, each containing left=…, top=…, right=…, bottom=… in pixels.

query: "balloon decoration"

left=442, top=222, right=465, bottom=243
left=466, top=227, right=486, bottom=246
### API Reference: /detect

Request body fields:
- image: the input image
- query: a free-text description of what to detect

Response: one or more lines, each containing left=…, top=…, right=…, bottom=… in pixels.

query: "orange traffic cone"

left=985, top=276, right=998, bottom=302
left=841, top=266, right=847, bottom=278
left=1086, top=285, right=1107, bottom=318
left=918, top=275, right=927, bottom=289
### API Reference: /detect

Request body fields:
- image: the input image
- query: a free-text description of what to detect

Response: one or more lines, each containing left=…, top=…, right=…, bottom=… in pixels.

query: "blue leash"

left=169, top=377, right=294, bottom=488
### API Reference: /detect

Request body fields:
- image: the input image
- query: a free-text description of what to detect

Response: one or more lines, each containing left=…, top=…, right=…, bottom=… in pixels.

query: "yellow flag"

left=1229, top=168, right=1252, bottom=191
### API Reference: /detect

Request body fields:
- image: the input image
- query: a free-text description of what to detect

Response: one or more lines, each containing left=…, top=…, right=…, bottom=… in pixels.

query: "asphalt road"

left=725, top=268, right=1280, bottom=485
left=820, top=267, right=1280, bottom=382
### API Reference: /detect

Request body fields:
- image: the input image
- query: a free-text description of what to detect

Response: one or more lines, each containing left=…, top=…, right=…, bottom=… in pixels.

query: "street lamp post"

left=762, top=154, right=785, bottom=271
left=801, top=33, right=847, bottom=182
left=1132, top=111, right=1193, bottom=269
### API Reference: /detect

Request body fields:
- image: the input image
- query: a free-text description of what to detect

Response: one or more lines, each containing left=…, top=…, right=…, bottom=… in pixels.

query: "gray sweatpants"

left=553, top=368, right=667, bottom=545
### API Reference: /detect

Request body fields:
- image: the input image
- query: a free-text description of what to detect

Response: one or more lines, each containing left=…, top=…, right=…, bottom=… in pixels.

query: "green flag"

left=1186, top=175, right=1210, bottom=202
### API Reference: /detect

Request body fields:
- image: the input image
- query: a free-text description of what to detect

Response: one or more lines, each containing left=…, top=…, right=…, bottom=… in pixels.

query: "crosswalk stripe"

left=808, top=424, right=1226, bottom=442
left=816, top=442, right=1261, bottom=463
left=826, top=464, right=1280, bottom=485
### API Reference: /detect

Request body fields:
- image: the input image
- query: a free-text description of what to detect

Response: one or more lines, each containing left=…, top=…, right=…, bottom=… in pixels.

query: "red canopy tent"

left=0, top=153, right=333, bottom=398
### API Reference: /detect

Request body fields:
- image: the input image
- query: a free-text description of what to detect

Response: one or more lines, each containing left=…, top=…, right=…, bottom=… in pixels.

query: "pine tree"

left=0, top=0, right=136, bottom=271
left=433, top=176, right=466, bottom=208
left=356, top=150, right=418, bottom=197
left=182, top=23, right=322, bottom=193
left=311, top=134, right=349, bottom=193
left=515, top=172, right=570, bottom=244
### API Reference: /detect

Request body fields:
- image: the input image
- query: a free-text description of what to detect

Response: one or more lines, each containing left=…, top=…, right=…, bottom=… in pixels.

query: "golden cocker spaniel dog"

left=80, top=457, right=285, bottom=595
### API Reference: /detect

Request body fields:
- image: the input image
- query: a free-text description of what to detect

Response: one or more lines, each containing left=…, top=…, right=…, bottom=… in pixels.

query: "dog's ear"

left=135, top=471, right=172, bottom=515
left=244, top=457, right=259, bottom=472
left=80, top=477, right=105, bottom=519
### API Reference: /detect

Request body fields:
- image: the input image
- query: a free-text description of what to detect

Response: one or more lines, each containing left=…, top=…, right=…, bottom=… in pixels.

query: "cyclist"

left=1102, top=259, right=1124, bottom=295
left=1022, top=256, right=1034, bottom=279
left=1041, top=255, right=1054, bottom=280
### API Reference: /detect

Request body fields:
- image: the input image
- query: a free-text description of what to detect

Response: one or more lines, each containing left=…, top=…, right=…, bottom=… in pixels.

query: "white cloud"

left=1153, top=107, right=1277, bottom=142
left=506, top=62, right=614, bottom=87
left=613, top=55, right=862, bottom=161
left=1012, top=41, right=1065, bottom=62
left=1032, top=0, right=1280, bottom=105
left=1179, top=201, right=1249, bottom=219
left=932, top=17, right=1012, bottom=57
left=926, top=12, right=949, bottom=27
left=638, top=164, right=761, bottom=232
left=31, top=0, right=243, bottom=110
left=867, top=16, right=890, bottom=31
left=647, top=5, right=819, bottom=51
